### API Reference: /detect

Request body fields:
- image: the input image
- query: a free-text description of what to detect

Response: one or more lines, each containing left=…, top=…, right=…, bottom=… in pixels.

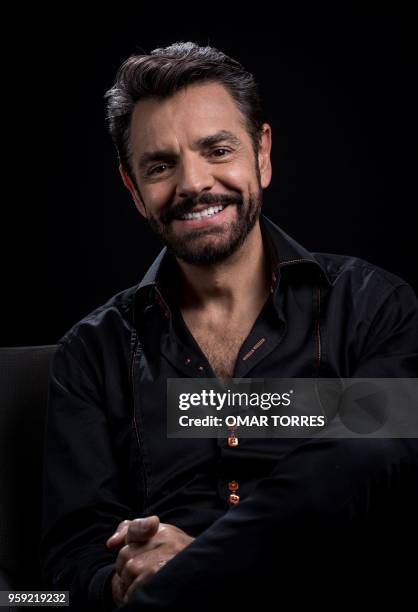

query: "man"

left=40, top=42, right=418, bottom=611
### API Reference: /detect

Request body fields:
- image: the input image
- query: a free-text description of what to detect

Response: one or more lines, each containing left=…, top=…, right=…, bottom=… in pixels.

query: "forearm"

left=40, top=338, right=135, bottom=611
left=41, top=536, right=117, bottom=612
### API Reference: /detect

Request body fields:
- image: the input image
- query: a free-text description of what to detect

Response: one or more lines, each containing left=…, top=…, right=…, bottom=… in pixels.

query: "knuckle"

left=119, top=544, right=133, bottom=562
left=125, top=559, right=139, bottom=579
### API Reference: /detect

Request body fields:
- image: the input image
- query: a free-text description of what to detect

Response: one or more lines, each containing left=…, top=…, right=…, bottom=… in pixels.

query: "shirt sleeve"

left=39, top=335, right=133, bottom=611
left=353, top=282, right=418, bottom=376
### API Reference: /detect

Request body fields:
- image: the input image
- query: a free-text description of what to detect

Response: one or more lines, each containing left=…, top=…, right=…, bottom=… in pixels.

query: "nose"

left=176, top=153, right=215, bottom=199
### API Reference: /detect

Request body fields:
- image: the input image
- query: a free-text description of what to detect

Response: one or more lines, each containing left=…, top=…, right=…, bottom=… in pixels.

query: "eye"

left=148, top=164, right=170, bottom=176
left=210, top=148, right=231, bottom=158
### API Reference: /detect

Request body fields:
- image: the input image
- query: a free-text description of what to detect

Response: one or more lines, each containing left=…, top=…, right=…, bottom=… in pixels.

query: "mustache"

left=160, top=193, right=243, bottom=224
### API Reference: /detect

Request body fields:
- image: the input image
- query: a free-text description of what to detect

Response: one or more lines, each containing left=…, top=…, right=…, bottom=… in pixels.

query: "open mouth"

left=177, top=204, right=227, bottom=221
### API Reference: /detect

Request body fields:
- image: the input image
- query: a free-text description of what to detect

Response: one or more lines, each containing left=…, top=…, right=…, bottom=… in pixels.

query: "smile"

left=179, top=204, right=226, bottom=221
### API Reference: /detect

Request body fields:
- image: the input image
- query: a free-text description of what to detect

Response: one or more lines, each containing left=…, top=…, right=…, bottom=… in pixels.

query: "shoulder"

left=312, top=254, right=418, bottom=375
left=314, top=252, right=412, bottom=293
left=312, top=253, right=417, bottom=333
left=56, top=283, right=138, bottom=354
left=49, top=284, right=139, bottom=386
left=314, top=252, right=415, bottom=304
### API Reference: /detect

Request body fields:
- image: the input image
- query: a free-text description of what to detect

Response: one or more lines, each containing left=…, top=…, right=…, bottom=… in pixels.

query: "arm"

left=39, top=336, right=135, bottom=611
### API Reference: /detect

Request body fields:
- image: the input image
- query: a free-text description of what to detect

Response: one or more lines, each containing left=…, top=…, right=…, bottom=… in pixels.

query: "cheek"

left=217, top=162, right=255, bottom=192
left=142, top=184, right=173, bottom=211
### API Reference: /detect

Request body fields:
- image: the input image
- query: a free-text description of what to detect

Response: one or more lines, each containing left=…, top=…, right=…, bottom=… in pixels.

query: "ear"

left=119, top=165, right=147, bottom=218
left=257, top=123, right=272, bottom=189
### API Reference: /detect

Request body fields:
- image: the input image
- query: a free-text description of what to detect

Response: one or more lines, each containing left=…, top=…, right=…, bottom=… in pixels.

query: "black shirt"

left=40, top=215, right=418, bottom=611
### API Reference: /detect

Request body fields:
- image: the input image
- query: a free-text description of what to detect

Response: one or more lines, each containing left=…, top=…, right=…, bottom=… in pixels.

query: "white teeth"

left=180, top=204, right=225, bottom=221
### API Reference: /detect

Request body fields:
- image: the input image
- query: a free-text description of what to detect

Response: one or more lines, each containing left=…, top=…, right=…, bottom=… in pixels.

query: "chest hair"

left=188, top=325, right=251, bottom=378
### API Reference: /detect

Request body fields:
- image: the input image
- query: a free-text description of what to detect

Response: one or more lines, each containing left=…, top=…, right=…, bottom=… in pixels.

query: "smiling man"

left=124, top=82, right=265, bottom=268
left=118, top=78, right=272, bottom=380
left=40, top=42, right=418, bottom=611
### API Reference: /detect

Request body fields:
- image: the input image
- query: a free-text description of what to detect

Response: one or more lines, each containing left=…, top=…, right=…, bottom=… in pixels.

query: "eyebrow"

left=138, top=130, right=242, bottom=171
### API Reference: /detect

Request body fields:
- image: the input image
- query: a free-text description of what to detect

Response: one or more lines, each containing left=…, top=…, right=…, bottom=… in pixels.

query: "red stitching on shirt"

left=242, top=337, right=266, bottom=361
left=278, top=258, right=313, bottom=266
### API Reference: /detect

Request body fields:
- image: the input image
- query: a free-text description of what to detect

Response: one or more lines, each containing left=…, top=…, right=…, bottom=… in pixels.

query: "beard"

left=145, top=188, right=263, bottom=265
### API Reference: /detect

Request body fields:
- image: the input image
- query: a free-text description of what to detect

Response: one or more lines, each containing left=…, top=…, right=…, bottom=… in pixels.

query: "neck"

left=176, top=220, right=271, bottom=320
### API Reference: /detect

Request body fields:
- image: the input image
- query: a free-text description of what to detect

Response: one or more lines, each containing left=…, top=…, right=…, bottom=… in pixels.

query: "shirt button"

left=229, top=493, right=240, bottom=504
left=228, top=480, right=239, bottom=492
left=228, top=435, right=239, bottom=447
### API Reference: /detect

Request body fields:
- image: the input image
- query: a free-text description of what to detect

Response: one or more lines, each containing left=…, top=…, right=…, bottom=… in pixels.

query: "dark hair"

left=105, top=41, right=265, bottom=180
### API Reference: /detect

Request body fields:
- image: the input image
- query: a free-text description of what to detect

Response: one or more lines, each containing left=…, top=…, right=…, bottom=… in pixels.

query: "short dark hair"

left=105, top=41, right=265, bottom=180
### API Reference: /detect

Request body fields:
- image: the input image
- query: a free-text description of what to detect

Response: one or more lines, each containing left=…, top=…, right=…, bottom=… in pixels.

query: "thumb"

left=106, top=519, right=132, bottom=549
left=126, top=515, right=160, bottom=543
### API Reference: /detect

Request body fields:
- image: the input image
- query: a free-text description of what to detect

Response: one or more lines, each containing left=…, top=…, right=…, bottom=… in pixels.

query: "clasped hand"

left=106, top=516, right=194, bottom=606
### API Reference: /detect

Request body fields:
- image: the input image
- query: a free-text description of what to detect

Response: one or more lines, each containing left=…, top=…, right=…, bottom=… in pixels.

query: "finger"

left=118, top=548, right=172, bottom=592
left=106, top=519, right=132, bottom=549
left=120, top=524, right=173, bottom=554
left=110, top=570, right=126, bottom=608
left=115, top=542, right=144, bottom=576
left=126, top=515, right=160, bottom=544
left=106, top=516, right=158, bottom=549
left=119, top=556, right=141, bottom=594
left=122, top=558, right=168, bottom=603
left=119, top=553, right=153, bottom=594
left=122, top=572, right=150, bottom=604
left=120, top=536, right=162, bottom=555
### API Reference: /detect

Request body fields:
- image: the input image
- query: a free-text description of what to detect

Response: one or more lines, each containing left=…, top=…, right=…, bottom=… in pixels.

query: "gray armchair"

left=0, top=345, right=57, bottom=595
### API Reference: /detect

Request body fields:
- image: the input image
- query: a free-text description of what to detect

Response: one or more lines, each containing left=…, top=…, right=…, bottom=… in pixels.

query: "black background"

left=2, top=6, right=417, bottom=346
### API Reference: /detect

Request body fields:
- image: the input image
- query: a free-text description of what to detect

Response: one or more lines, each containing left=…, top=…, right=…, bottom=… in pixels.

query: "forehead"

left=129, top=81, right=248, bottom=155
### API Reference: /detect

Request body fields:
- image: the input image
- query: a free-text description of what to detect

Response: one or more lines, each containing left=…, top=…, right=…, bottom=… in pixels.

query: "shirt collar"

left=133, top=214, right=332, bottom=324
left=260, top=215, right=332, bottom=286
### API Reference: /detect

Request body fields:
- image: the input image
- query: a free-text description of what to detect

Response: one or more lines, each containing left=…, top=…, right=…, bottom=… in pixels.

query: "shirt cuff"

left=88, top=563, right=116, bottom=612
